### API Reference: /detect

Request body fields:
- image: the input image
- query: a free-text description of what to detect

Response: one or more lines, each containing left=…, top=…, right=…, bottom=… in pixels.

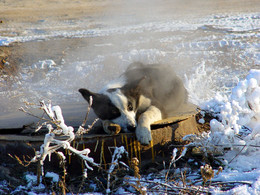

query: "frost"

left=187, top=69, right=260, bottom=182
left=198, top=118, right=205, bottom=124
left=20, top=100, right=99, bottom=180
left=183, top=69, right=260, bottom=188
left=106, top=146, right=128, bottom=194
left=25, top=174, right=38, bottom=188
left=31, top=60, right=56, bottom=70
left=45, top=172, right=59, bottom=183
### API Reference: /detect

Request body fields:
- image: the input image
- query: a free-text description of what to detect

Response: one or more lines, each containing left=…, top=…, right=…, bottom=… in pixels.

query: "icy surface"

left=1, top=12, right=259, bottom=112
left=45, top=172, right=59, bottom=183
left=214, top=71, right=260, bottom=194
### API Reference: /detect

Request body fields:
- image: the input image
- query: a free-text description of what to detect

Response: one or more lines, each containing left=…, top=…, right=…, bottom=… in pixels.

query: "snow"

left=173, top=59, right=260, bottom=194
left=194, top=69, right=260, bottom=194
left=106, top=146, right=128, bottom=194
left=45, top=172, right=59, bottom=183
left=25, top=173, right=38, bottom=188
left=212, top=172, right=260, bottom=195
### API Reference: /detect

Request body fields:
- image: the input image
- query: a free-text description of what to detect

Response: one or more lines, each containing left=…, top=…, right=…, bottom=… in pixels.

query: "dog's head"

left=79, top=87, right=139, bottom=133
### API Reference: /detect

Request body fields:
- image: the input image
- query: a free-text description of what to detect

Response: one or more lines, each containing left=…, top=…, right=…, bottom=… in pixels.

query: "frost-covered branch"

left=165, top=147, right=187, bottom=182
left=76, top=96, right=98, bottom=136
left=19, top=100, right=99, bottom=179
left=106, top=146, right=128, bottom=194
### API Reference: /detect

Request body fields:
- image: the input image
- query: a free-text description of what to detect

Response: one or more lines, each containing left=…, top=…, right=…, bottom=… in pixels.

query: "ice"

left=212, top=169, right=260, bottom=194
left=31, top=59, right=56, bottom=70
left=0, top=19, right=197, bottom=47
left=45, top=172, right=59, bottom=183
left=247, top=69, right=260, bottom=84
left=1, top=13, right=259, bottom=113
left=25, top=173, right=39, bottom=188
left=198, top=118, right=205, bottom=124
left=52, top=105, right=65, bottom=125
left=195, top=69, right=260, bottom=193
left=183, top=67, right=260, bottom=193
left=106, top=146, right=128, bottom=193
left=202, top=13, right=260, bottom=32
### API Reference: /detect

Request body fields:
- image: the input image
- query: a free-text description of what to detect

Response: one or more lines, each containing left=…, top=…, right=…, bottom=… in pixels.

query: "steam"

left=0, top=1, right=259, bottom=121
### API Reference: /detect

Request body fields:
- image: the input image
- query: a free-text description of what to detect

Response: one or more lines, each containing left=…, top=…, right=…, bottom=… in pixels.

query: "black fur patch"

left=79, top=88, right=121, bottom=120
left=107, top=88, right=117, bottom=93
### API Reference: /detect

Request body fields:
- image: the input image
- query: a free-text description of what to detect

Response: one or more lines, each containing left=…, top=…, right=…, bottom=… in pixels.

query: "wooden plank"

left=152, top=102, right=199, bottom=125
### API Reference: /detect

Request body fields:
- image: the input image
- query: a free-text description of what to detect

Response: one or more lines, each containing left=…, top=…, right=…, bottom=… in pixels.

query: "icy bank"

left=192, top=69, right=260, bottom=194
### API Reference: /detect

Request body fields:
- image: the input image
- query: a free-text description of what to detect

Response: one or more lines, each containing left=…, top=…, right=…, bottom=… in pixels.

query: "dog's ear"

left=79, top=88, right=121, bottom=120
left=79, top=88, right=99, bottom=104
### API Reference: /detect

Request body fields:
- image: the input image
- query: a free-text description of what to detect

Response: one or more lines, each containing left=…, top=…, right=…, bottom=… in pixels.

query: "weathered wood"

left=153, top=103, right=199, bottom=125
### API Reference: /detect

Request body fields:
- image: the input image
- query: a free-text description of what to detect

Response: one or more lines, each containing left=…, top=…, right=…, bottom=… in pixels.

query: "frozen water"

left=1, top=12, right=259, bottom=112
left=45, top=172, right=59, bottom=183
left=190, top=69, right=260, bottom=194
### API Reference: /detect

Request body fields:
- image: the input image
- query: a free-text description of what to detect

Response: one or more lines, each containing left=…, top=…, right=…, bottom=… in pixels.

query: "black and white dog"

left=79, top=62, right=188, bottom=145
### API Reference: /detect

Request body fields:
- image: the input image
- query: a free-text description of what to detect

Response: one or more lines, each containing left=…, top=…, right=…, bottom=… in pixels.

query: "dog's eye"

left=127, top=102, right=133, bottom=111
left=111, top=109, right=118, bottom=115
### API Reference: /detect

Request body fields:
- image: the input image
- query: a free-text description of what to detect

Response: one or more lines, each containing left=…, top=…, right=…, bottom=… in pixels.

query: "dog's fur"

left=79, top=62, right=188, bottom=145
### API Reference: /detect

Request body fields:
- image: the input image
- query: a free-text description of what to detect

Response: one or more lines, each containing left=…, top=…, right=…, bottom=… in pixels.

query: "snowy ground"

left=0, top=0, right=260, bottom=194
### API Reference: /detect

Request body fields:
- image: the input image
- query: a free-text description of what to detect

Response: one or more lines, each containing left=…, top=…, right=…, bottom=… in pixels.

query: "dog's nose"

left=127, top=125, right=136, bottom=132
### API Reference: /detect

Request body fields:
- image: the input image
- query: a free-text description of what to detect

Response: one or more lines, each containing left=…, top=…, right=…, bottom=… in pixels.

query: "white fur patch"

left=100, top=75, right=126, bottom=93
left=103, top=88, right=137, bottom=131
left=136, top=106, right=162, bottom=145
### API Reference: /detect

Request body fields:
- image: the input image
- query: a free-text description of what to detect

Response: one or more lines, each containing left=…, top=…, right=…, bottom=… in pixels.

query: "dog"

left=79, top=62, right=188, bottom=145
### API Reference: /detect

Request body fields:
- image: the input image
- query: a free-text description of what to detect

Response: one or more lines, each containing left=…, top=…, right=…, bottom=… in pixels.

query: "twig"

left=39, top=101, right=62, bottom=128
left=77, top=176, right=86, bottom=194
left=77, top=118, right=99, bottom=138
left=165, top=148, right=177, bottom=182
left=180, top=170, right=186, bottom=187
left=210, top=181, right=253, bottom=186
left=106, top=146, right=128, bottom=194
left=126, top=178, right=209, bottom=193
left=165, top=147, right=187, bottom=182
left=18, top=107, right=52, bottom=123
left=8, top=154, right=32, bottom=167
left=76, top=96, right=98, bottom=138
left=229, top=145, right=246, bottom=163
left=216, top=144, right=260, bottom=148
left=86, top=118, right=99, bottom=131
left=81, top=96, right=93, bottom=127
left=56, top=151, right=67, bottom=194
left=17, top=101, right=100, bottom=177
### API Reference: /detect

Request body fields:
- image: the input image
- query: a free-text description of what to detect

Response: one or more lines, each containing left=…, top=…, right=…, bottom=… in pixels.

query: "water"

left=1, top=12, right=259, bottom=115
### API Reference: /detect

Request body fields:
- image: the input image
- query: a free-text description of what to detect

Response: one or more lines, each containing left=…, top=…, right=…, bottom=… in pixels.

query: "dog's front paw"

left=136, top=126, right=152, bottom=145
